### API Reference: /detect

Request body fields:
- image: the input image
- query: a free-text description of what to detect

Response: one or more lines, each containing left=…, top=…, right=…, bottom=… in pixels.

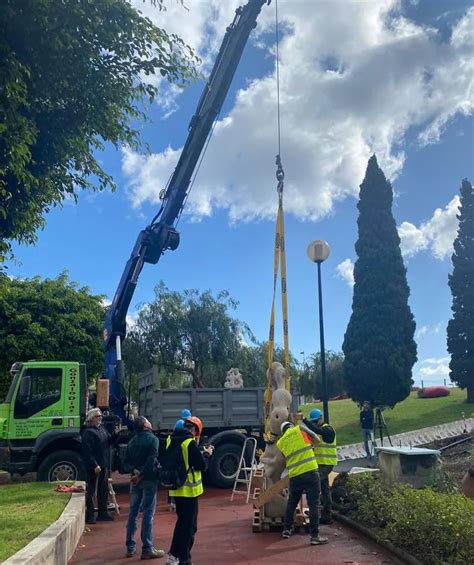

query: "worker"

left=81, top=408, right=115, bottom=524
left=123, top=416, right=164, bottom=560
left=304, top=408, right=337, bottom=524
left=168, top=419, right=185, bottom=512
left=277, top=421, right=328, bottom=546
left=167, top=416, right=214, bottom=565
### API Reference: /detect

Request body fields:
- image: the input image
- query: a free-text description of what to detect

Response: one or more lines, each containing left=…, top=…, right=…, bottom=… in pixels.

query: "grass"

left=0, top=482, right=70, bottom=562
left=301, top=388, right=473, bottom=446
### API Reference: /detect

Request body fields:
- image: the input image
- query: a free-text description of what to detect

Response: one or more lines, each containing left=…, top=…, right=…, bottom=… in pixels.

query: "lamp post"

left=307, top=240, right=330, bottom=423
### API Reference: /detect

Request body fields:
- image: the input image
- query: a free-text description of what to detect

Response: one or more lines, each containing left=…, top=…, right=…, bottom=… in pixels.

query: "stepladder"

left=94, top=475, right=120, bottom=515
left=231, top=436, right=258, bottom=504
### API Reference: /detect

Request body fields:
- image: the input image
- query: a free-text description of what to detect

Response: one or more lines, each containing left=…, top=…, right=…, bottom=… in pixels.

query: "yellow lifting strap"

left=264, top=155, right=290, bottom=437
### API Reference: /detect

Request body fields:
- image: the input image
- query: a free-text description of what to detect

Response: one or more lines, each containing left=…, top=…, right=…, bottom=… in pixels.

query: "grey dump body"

left=138, top=368, right=265, bottom=431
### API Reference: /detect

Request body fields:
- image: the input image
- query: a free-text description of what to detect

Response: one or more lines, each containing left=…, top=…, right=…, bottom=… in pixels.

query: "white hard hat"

left=281, top=421, right=293, bottom=434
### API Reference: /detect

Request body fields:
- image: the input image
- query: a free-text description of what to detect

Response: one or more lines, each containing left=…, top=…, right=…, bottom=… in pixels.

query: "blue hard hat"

left=309, top=408, right=322, bottom=421
left=175, top=419, right=185, bottom=429
left=180, top=408, right=191, bottom=419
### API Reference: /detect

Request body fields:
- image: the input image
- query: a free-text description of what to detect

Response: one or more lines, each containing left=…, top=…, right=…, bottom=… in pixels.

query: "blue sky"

left=10, top=0, right=474, bottom=386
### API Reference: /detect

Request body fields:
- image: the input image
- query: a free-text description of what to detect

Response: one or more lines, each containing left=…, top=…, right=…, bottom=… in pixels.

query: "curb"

left=332, top=509, right=423, bottom=565
left=337, top=417, right=474, bottom=460
left=3, top=482, right=85, bottom=565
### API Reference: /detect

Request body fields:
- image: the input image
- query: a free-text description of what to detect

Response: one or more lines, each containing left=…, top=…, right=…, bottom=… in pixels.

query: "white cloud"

left=335, top=259, right=355, bottom=287
left=399, top=195, right=460, bottom=259
left=416, top=323, right=441, bottom=339
left=419, top=356, right=450, bottom=377
left=123, top=2, right=473, bottom=223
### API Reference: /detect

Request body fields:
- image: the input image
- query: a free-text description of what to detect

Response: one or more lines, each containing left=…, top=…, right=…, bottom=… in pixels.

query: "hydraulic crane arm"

left=103, top=0, right=269, bottom=417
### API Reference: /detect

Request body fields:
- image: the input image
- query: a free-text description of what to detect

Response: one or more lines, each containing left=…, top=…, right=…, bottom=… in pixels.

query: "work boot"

left=85, top=513, right=96, bottom=524
left=310, top=535, right=328, bottom=545
left=96, top=513, right=114, bottom=521
left=281, top=528, right=293, bottom=539
left=141, top=547, right=165, bottom=560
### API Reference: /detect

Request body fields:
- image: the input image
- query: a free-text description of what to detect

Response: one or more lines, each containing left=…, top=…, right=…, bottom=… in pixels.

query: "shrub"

left=346, top=473, right=392, bottom=527
left=385, top=485, right=474, bottom=564
left=345, top=473, right=474, bottom=564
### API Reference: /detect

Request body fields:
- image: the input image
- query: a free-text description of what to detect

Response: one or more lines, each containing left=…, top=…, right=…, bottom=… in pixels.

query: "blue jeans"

left=126, top=480, right=158, bottom=553
left=362, top=429, right=373, bottom=457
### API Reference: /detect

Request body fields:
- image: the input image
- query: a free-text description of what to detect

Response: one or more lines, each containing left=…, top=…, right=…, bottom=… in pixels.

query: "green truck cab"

left=0, top=361, right=88, bottom=481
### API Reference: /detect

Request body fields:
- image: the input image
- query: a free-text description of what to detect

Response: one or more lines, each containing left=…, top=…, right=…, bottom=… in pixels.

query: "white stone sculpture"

left=260, top=361, right=292, bottom=518
left=224, top=367, right=244, bottom=389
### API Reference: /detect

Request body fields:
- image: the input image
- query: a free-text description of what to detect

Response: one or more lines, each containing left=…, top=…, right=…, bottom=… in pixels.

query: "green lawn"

left=301, top=388, right=473, bottom=446
left=0, top=482, right=70, bottom=562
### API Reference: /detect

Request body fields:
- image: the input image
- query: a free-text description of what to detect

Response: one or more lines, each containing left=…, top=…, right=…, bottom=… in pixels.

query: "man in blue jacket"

left=124, top=416, right=164, bottom=560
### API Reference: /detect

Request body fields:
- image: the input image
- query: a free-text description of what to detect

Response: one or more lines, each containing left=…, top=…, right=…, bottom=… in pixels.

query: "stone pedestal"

left=376, top=446, right=440, bottom=488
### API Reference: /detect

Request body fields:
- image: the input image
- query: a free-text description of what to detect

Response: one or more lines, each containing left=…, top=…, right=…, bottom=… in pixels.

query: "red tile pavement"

left=70, top=477, right=400, bottom=565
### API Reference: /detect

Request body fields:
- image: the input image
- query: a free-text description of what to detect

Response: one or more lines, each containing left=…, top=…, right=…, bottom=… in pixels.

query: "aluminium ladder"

left=231, top=436, right=258, bottom=503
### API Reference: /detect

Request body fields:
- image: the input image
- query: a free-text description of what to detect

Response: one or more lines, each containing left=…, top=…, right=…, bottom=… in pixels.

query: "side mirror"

left=18, top=375, right=31, bottom=398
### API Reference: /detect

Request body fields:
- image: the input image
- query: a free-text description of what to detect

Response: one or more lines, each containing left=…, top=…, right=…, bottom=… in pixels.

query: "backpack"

left=154, top=441, right=189, bottom=490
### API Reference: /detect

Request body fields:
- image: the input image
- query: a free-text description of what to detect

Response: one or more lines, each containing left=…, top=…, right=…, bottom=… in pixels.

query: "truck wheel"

left=208, top=443, right=243, bottom=488
left=37, top=450, right=86, bottom=482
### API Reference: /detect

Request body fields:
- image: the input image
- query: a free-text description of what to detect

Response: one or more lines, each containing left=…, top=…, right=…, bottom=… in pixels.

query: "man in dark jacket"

left=304, top=409, right=337, bottom=524
left=124, top=416, right=164, bottom=560
left=167, top=416, right=213, bottom=565
left=81, top=408, right=114, bottom=524
left=360, top=401, right=374, bottom=458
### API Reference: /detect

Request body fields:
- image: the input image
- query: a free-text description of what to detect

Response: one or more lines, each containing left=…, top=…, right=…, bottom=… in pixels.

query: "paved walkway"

left=70, top=478, right=400, bottom=565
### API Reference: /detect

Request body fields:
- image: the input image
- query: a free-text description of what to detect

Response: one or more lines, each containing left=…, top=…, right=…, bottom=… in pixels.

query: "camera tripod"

left=373, top=407, right=392, bottom=448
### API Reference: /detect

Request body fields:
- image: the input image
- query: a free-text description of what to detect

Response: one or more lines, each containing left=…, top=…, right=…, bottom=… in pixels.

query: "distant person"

left=124, top=416, right=164, bottom=560
left=167, top=416, right=214, bottom=565
left=278, top=421, right=328, bottom=546
left=81, top=408, right=114, bottom=524
left=304, top=409, right=337, bottom=524
left=360, top=401, right=374, bottom=459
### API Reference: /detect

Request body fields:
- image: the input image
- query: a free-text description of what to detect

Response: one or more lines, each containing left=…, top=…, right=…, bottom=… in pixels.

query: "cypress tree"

left=447, top=179, right=474, bottom=403
left=342, top=155, right=417, bottom=408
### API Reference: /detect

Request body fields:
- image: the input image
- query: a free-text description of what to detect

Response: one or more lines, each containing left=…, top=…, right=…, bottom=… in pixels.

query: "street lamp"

left=307, top=240, right=331, bottom=423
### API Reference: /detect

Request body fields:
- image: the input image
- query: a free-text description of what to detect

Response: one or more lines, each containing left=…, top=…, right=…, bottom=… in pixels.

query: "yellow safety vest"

left=169, top=438, right=203, bottom=498
left=313, top=424, right=337, bottom=466
left=277, top=426, right=318, bottom=478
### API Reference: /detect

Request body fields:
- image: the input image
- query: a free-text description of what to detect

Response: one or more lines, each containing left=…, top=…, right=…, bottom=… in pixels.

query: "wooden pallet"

left=252, top=504, right=310, bottom=533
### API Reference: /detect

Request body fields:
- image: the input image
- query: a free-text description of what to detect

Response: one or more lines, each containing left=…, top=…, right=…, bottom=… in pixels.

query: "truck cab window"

left=14, top=368, right=62, bottom=419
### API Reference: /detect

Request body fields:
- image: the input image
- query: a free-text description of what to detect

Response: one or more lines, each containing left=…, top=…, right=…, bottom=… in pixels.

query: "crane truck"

left=0, top=0, right=271, bottom=488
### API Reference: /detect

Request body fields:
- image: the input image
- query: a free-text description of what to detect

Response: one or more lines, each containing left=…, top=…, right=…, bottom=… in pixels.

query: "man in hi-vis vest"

left=277, top=422, right=329, bottom=546
left=167, top=416, right=214, bottom=565
left=304, top=409, right=337, bottom=524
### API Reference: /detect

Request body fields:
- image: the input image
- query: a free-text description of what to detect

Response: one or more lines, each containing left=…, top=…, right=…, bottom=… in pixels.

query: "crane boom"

left=103, top=0, right=269, bottom=417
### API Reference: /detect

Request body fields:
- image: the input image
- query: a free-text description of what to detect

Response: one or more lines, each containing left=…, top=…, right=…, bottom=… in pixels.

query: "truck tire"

left=37, top=450, right=86, bottom=482
left=208, top=443, right=243, bottom=488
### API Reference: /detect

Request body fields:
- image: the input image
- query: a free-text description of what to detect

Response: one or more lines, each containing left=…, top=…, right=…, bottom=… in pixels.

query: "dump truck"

left=0, top=360, right=280, bottom=487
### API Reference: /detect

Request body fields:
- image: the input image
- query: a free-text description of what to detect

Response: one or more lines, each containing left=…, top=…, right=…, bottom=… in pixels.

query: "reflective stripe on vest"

left=313, top=424, right=337, bottom=466
left=170, top=438, right=203, bottom=498
left=277, top=426, right=318, bottom=478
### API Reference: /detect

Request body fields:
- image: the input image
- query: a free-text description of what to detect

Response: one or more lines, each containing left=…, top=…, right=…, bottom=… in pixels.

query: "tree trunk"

left=191, top=366, right=204, bottom=389
left=467, top=385, right=474, bottom=404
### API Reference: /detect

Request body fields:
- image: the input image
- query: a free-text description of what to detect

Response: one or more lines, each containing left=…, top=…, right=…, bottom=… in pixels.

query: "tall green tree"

left=297, top=351, right=345, bottom=399
left=342, top=155, right=417, bottom=408
left=447, top=179, right=474, bottom=403
left=0, top=0, right=198, bottom=266
left=0, top=273, right=106, bottom=399
left=127, top=282, right=252, bottom=388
